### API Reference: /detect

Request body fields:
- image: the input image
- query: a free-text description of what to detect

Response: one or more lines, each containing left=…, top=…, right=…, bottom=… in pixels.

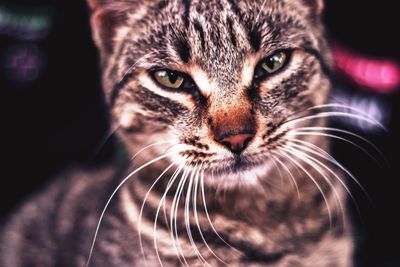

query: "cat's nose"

left=218, top=133, right=254, bottom=154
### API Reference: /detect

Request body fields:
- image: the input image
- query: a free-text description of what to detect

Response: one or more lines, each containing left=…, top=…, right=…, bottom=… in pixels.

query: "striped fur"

left=1, top=1, right=354, bottom=266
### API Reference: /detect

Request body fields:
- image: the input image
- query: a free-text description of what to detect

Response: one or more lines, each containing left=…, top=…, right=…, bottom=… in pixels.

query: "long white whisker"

left=270, top=154, right=301, bottom=198
left=285, top=111, right=386, bottom=130
left=131, top=141, right=178, bottom=161
left=153, top=160, right=187, bottom=267
left=139, top=161, right=177, bottom=264
left=287, top=139, right=371, bottom=202
left=286, top=141, right=362, bottom=217
left=90, top=125, right=121, bottom=160
left=193, top=164, right=229, bottom=265
left=274, top=148, right=333, bottom=225
left=85, top=150, right=182, bottom=267
left=282, top=145, right=345, bottom=228
left=309, top=103, right=382, bottom=121
left=120, top=52, right=156, bottom=83
left=171, top=164, right=192, bottom=267
left=291, top=139, right=371, bottom=200
left=284, top=103, right=386, bottom=129
left=289, top=131, right=380, bottom=165
left=269, top=153, right=286, bottom=188
left=294, top=126, right=379, bottom=149
left=153, top=158, right=187, bottom=266
left=292, top=126, right=386, bottom=164
left=184, top=164, right=210, bottom=266
left=290, top=139, right=334, bottom=160
left=162, top=166, right=183, bottom=233
left=200, top=170, right=239, bottom=253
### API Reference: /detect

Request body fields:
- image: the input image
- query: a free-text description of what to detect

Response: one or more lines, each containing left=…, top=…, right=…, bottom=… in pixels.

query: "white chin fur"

left=204, top=161, right=274, bottom=190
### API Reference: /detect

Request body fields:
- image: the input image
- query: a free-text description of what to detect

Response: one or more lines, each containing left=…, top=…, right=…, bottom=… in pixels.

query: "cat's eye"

left=152, top=70, right=186, bottom=89
left=261, top=51, right=287, bottom=74
left=254, top=51, right=290, bottom=81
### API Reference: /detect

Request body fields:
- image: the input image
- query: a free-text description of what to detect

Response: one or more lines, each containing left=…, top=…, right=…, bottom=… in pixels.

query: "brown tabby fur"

left=0, top=0, right=354, bottom=266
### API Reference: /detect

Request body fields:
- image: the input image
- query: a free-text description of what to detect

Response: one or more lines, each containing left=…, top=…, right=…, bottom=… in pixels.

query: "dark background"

left=1, top=1, right=399, bottom=266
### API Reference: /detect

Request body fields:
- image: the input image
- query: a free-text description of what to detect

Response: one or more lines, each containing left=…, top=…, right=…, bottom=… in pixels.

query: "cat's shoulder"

left=0, top=162, right=123, bottom=266
left=2, top=162, right=121, bottom=226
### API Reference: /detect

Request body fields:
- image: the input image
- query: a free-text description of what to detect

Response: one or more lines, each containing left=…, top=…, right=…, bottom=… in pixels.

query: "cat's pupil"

left=266, top=55, right=279, bottom=69
left=168, top=72, right=179, bottom=84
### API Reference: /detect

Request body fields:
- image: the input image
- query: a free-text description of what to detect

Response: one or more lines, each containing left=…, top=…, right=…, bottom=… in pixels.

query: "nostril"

left=221, top=141, right=233, bottom=151
left=219, top=133, right=254, bottom=154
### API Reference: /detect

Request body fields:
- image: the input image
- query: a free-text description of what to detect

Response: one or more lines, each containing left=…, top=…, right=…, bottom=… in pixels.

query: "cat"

left=0, top=0, right=355, bottom=266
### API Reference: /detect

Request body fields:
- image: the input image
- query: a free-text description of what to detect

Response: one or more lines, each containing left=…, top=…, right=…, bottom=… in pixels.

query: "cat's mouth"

left=178, top=135, right=286, bottom=187
left=229, top=155, right=256, bottom=172
left=214, top=155, right=268, bottom=173
left=202, top=154, right=274, bottom=186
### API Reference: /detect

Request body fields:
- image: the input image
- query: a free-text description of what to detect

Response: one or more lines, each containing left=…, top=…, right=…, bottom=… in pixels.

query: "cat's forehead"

left=160, top=3, right=302, bottom=47
left=120, top=0, right=313, bottom=87
left=179, top=1, right=253, bottom=86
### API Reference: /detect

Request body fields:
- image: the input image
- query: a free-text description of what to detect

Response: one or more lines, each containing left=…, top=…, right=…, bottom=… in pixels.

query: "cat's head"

left=88, top=0, right=331, bottom=188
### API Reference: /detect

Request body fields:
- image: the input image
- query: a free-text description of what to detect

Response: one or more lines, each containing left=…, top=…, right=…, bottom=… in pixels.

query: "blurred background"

left=1, top=0, right=399, bottom=266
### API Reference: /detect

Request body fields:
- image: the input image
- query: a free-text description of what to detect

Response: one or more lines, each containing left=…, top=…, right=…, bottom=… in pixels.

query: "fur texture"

left=1, top=1, right=354, bottom=266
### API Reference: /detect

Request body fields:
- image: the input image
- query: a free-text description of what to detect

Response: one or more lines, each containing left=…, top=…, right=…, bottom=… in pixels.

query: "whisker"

left=200, top=170, right=239, bottom=253
left=131, top=141, right=178, bottom=161
left=291, top=126, right=387, bottom=165
left=284, top=111, right=386, bottom=130
left=286, top=141, right=362, bottom=218
left=90, top=125, right=121, bottom=161
left=184, top=164, right=211, bottom=266
left=120, top=52, right=156, bottom=83
left=193, top=164, right=229, bottom=265
left=273, top=148, right=333, bottom=226
left=138, top=161, right=178, bottom=264
left=170, top=163, right=192, bottom=267
left=308, top=103, right=383, bottom=122
left=289, top=131, right=381, bottom=166
left=287, top=139, right=371, bottom=202
left=85, top=150, right=183, bottom=267
left=162, top=167, right=183, bottom=234
left=153, top=160, right=187, bottom=267
left=269, top=153, right=286, bottom=188
left=283, top=102, right=386, bottom=127
left=282, top=145, right=346, bottom=228
left=269, top=154, right=301, bottom=198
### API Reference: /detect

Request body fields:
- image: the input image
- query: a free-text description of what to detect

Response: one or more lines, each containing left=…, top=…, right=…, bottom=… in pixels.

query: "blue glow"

left=331, top=88, right=389, bottom=133
left=0, top=5, right=53, bottom=40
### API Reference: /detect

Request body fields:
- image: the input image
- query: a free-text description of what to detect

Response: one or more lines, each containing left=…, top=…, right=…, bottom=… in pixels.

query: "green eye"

left=153, top=70, right=185, bottom=89
left=261, top=51, right=287, bottom=74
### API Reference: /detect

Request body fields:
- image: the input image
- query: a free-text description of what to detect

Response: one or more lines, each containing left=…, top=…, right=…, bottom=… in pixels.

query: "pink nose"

left=219, top=133, right=254, bottom=154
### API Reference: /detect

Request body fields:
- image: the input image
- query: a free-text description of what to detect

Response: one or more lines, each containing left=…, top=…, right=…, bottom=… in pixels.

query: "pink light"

left=333, top=45, right=400, bottom=93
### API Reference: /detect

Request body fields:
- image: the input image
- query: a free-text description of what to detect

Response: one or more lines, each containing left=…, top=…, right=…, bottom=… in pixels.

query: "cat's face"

left=89, top=0, right=331, bottom=188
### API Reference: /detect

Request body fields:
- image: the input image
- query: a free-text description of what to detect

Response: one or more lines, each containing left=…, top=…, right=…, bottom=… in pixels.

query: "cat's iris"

left=261, top=51, right=287, bottom=74
left=153, top=70, right=186, bottom=89
left=254, top=51, right=290, bottom=81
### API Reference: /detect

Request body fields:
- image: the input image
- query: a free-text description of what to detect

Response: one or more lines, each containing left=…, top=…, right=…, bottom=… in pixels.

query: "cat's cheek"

left=310, top=75, right=331, bottom=105
left=257, top=50, right=307, bottom=94
left=117, top=105, right=145, bottom=131
left=119, top=112, right=136, bottom=130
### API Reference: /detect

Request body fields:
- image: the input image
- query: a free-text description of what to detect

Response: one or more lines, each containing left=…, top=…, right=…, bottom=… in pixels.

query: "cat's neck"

left=118, top=157, right=342, bottom=265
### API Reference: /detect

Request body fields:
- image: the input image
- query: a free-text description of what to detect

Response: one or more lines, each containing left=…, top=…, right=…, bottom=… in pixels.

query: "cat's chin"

left=203, top=158, right=274, bottom=189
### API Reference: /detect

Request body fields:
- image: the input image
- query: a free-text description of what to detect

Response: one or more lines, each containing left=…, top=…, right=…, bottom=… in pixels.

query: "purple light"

left=1, top=44, right=45, bottom=85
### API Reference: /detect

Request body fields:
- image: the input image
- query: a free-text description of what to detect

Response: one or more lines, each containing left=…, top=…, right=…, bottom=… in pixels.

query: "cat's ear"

left=87, top=0, right=131, bottom=55
left=302, top=0, right=325, bottom=16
